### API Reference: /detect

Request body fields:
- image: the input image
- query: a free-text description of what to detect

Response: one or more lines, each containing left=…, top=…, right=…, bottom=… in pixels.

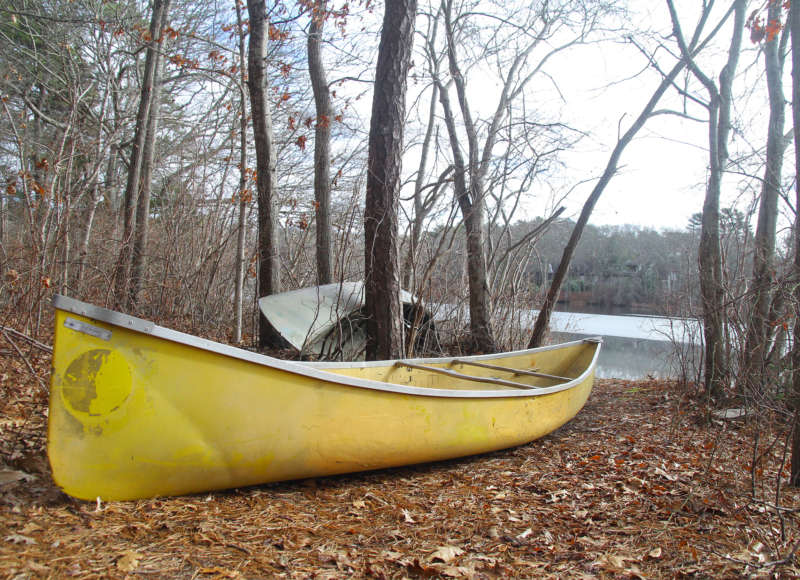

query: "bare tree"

left=75, top=16, right=120, bottom=294
left=743, top=2, right=790, bottom=395
left=402, top=9, right=443, bottom=291
left=364, top=0, right=417, bottom=360
left=247, top=0, right=282, bottom=348
left=233, top=0, right=250, bottom=344
left=307, top=0, right=333, bottom=285
left=528, top=59, right=689, bottom=348
left=529, top=2, right=743, bottom=352
left=789, top=0, right=800, bottom=487
left=667, top=0, right=746, bottom=401
left=433, top=0, right=607, bottom=353
left=129, top=9, right=171, bottom=308
left=112, top=0, right=172, bottom=309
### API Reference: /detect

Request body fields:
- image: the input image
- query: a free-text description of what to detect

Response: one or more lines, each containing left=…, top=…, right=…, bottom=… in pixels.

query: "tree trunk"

left=438, top=0, right=496, bottom=353
left=0, top=178, right=5, bottom=266
left=308, top=0, right=332, bottom=286
left=246, top=0, right=282, bottom=349
left=77, top=120, right=108, bottom=294
left=697, top=0, right=746, bottom=402
left=76, top=45, right=114, bottom=294
left=402, top=82, right=437, bottom=290
left=788, top=0, right=800, bottom=487
left=112, top=0, right=171, bottom=308
left=403, top=15, right=441, bottom=290
left=664, top=0, right=745, bottom=401
left=364, top=0, right=417, bottom=361
left=129, top=24, right=168, bottom=309
left=233, top=0, right=248, bottom=344
left=436, top=83, right=497, bottom=353
left=743, top=0, right=787, bottom=396
left=59, top=161, right=72, bottom=294
left=697, top=109, right=728, bottom=400
left=462, top=201, right=495, bottom=352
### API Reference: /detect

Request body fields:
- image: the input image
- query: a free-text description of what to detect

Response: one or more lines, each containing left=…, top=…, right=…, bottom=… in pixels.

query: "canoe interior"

left=313, top=342, right=594, bottom=391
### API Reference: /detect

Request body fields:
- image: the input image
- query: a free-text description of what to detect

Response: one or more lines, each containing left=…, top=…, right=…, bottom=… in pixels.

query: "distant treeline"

left=406, top=207, right=764, bottom=317
left=518, top=207, right=763, bottom=315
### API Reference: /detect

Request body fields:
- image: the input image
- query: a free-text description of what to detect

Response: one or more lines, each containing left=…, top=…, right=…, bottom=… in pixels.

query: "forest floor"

left=2, top=340, right=800, bottom=578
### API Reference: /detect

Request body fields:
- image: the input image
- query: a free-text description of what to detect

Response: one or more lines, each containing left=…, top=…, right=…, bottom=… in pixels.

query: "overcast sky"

left=512, top=1, right=777, bottom=232
left=551, top=38, right=711, bottom=231
left=355, top=1, right=779, bottom=233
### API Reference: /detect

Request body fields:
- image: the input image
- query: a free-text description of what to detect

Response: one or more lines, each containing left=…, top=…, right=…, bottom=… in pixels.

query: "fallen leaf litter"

left=2, top=345, right=800, bottom=578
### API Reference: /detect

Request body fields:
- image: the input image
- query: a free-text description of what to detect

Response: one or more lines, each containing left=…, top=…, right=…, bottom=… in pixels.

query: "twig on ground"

left=1, top=328, right=48, bottom=392
left=750, top=498, right=800, bottom=513
left=0, top=325, right=53, bottom=354
left=711, top=540, right=800, bottom=571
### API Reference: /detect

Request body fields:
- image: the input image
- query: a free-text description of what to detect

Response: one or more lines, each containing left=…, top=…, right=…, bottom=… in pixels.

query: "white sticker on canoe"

left=64, top=317, right=112, bottom=342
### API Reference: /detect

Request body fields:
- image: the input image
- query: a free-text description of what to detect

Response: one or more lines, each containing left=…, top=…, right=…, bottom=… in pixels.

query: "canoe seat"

left=450, top=359, right=572, bottom=382
left=395, top=361, right=550, bottom=390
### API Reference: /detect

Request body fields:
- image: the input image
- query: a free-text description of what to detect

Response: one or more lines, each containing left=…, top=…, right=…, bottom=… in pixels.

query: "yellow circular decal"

left=61, top=349, right=132, bottom=421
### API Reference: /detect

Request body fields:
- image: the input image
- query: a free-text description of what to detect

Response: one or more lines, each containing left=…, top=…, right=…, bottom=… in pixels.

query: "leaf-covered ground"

left=2, top=344, right=800, bottom=578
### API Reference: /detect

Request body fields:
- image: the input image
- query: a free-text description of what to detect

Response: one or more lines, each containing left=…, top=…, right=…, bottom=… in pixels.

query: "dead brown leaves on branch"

left=2, top=346, right=800, bottom=577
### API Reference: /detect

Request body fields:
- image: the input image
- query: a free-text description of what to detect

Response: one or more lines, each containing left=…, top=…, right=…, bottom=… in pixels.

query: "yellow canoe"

left=48, top=295, right=600, bottom=501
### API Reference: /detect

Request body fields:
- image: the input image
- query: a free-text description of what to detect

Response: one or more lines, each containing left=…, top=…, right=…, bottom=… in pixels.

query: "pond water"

left=432, top=304, right=702, bottom=380
left=551, top=332, right=686, bottom=379
left=545, top=310, right=700, bottom=343
left=543, top=311, right=702, bottom=380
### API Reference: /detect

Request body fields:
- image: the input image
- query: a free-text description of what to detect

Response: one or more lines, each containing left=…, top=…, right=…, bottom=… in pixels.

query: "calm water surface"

left=433, top=304, right=700, bottom=379
left=544, top=311, right=701, bottom=379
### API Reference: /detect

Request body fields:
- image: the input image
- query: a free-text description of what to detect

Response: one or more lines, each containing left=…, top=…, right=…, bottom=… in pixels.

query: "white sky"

left=529, top=3, right=732, bottom=231
left=535, top=1, right=787, bottom=232
left=346, top=1, right=780, bottom=233
left=549, top=38, right=713, bottom=231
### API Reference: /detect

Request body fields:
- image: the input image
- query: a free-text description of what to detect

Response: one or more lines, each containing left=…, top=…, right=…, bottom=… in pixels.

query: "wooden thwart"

left=395, top=361, right=542, bottom=390
left=451, top=359, right=572, bottom=382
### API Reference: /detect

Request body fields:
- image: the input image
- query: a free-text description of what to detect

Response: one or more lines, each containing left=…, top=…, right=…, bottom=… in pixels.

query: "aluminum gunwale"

left=52, top=294, right=601, bottom=399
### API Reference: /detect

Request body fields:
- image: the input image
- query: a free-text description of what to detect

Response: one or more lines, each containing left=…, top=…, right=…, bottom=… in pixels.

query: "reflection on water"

left=433, top=303, right=700, bottom=379
left=546, top=311, right=700, bottom=343
left=551, top=332, right=693, bottom=380
left=545, top=310, right=701, bottom=379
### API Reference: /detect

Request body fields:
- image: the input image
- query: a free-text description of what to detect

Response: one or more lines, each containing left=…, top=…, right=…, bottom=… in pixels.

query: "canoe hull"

left=48, top=298, right=598, bottom=501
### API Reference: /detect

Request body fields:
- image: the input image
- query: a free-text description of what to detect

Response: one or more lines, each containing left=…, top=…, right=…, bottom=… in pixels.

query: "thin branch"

left=0, top=329, right=48, bottom=392
left=0, top=325, right=53, bottom=354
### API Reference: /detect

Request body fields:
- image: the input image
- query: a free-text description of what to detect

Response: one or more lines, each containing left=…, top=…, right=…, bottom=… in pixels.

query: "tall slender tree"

left=307, top=0, right=333, bottom=286
left=530, top=1, right=742, bottom=352
left=432, top=0, right=618, bottom=353
left=743, top=2, right=790, bottom=394
left=246, top=0, right=282, bottom=348
left=129, top=7, right=170, bottom=308
left=403, top=10, right=441, bottom=290
left=528, top=59, right=689, bottom=348
left=364, top=0, right=417, bottom=360
left=667, top=0, right=746, bottom=402
left=789, top=0, right=800, bottom=487
left=112, top=0, right=172, bottom=309
left=233, top=0, right=250, bottom=344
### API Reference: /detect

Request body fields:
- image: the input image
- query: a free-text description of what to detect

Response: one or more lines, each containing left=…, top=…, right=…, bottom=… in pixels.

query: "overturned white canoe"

left=258, top=282, right=434, bottom=360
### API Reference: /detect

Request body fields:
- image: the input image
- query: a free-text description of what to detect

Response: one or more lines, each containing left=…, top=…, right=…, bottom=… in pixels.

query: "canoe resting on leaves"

left=48, top=294, right=601, bottom=501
